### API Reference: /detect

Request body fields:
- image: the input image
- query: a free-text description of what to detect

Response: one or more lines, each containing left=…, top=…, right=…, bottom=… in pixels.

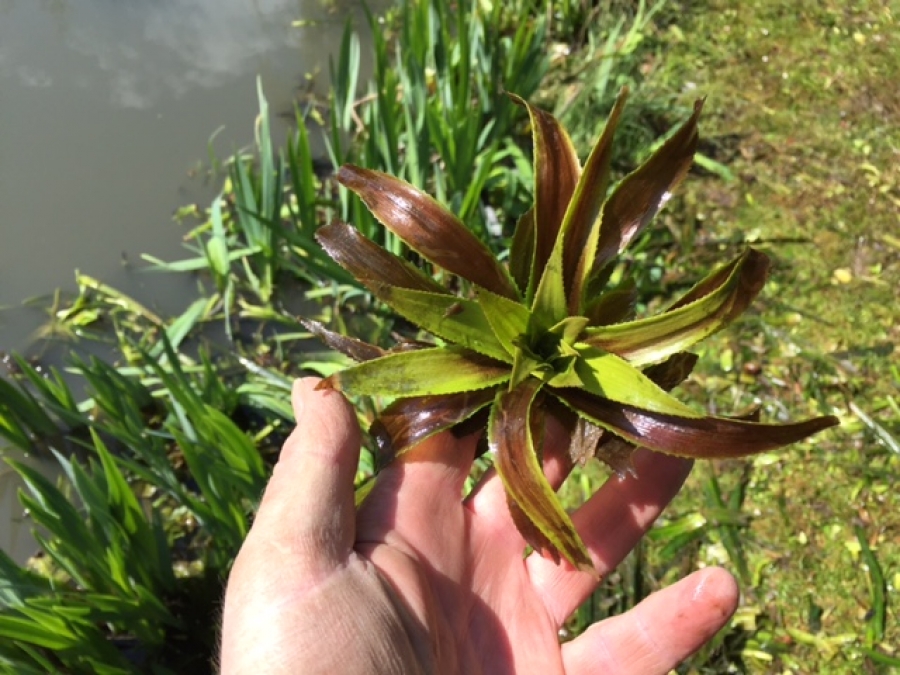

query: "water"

left=0, top=0, right=376, bottom=563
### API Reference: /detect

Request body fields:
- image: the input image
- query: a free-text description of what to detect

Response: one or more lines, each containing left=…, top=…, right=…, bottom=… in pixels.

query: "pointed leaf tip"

left=314, top=378, right=335, bottom=391
left=583, top=249, right=770, bottom=365
left=508, top=95, right=581, bottom=295
left=490, top=379, right=594, bottom=572
left=300, top=318, right=386, bottom=362
left=554, top=388, right=839, bottom=459
left=584, top=99, right=704, bottom=291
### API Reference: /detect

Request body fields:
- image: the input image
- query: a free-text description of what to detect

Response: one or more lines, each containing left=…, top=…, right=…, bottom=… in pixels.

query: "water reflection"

left=1, top=0, right=338, bottom=108
left=0, top=0, right=370, bottom=346
left=0, top=0, right=373, bottom=563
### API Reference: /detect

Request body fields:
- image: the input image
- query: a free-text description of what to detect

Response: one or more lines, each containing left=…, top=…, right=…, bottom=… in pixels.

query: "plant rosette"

left=303, top=88, right=839, bottom=573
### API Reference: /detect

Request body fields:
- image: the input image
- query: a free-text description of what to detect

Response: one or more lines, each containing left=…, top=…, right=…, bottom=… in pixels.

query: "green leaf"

left=8, top=461, right=99, bottom=568
left=337, top=165, right=518, bottom=299
left=0, top=614, right=78, bottom=650
left=316, top=220, right=447, bottom=294
left=553, top=388, right=840, bottom=458
left=376, top=286, right=511, bottom=362
left=206, top=197, right=231, bottom=278
left=582, top=249, right=769, bottom=365
left=558, top=343, right=702, bottom=418
left=549, top=316, right=589, bottom=348
left=475, top=288, right=532, bottom=357
left=370, top=389, right=497, bottom=467
left=489, top=379, right=594, bottom=572
left=565, top=87, right=629, bottom=313
left=321, top=346, right=510, bottom=397
left=148, top=297, right=212, bottom=360
left=509, top=207, right=535, bottom=298
left=509, top=347, right=544, bottom=390
left=529, top=232, right=568, bottom=330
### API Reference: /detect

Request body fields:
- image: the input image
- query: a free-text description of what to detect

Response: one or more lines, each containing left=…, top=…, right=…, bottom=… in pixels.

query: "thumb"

left=221, top=378, right=361, bottom=672
left=246, top=377, right=361, bottom=574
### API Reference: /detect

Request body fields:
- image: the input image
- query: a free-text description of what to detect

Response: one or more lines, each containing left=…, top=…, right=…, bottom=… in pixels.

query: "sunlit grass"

left=556, top=0, right=899, bottom=670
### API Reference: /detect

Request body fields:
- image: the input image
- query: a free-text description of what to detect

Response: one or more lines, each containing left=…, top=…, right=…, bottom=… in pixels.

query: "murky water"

left=0, top=0, right=376, bottom=563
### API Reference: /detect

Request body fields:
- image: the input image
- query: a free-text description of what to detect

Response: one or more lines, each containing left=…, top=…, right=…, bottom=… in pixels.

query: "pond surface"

left=0, top=0, right=375, bottom=563
left=0, top=0, right=374, bottom=349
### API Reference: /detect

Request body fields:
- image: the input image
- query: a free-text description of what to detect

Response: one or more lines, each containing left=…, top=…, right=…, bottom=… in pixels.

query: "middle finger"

left=526, top=449, right=692, bottom=625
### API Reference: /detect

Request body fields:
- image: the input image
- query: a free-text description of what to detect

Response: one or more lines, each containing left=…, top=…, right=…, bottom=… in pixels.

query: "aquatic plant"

left=305, top=88, right=839, bottom=571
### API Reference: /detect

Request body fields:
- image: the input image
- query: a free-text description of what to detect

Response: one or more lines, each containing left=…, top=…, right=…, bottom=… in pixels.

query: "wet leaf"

left=554, top=388, right=840, bottom=459
left=509, top=94, right=580, bottom=296
left=316, top=220, right=447, bottom=294
left=370, top=389, right=497, bottom=467
left=581, top=99, right=704, bottom=295
left=337, top=165, right=518, bottom=298
left=320, top=346, right=509, bottom=397
left=582, top=249, right=769, bottom=365
left=489, top=379, right=594, bottom=572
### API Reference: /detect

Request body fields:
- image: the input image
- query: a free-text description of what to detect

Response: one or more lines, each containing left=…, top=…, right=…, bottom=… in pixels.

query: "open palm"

left=221, top=378, right=738, bottom=674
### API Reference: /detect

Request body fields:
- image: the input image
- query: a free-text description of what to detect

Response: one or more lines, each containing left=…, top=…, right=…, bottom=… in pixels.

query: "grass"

left=552, top=0, right=898, bottom=671
left=0, top=0, right=896, bottom=672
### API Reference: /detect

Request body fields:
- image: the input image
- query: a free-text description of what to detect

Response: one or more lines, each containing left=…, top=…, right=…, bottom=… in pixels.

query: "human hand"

left=220, top=377, right=738, bottom=674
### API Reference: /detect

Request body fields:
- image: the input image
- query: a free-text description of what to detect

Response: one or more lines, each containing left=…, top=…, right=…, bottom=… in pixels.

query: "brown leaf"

left=582, top=278, right=638, bottom=327
left=553, top=388, right=840, bottom=459
left=508, top=95, right=581, bottom=294
left=337, top=165, right=518, bottom=299
left=300, top=319, right=386, bottom=362
left=594, top=436, right=638, bottom=477
left=490, top=379, right=594, bottom=572
left=565, top=87, right=629, bottom=312
left=506, top=496, right=561, bottom=565
left=583, top=99, right=704, bottom=293
left=370, top=389, right=497, bottom=469
left=568, top=414, right=605, bottom=467
left=641, top=352, right=699, bottom=391
left=316, top=220, right=446, bottom=294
